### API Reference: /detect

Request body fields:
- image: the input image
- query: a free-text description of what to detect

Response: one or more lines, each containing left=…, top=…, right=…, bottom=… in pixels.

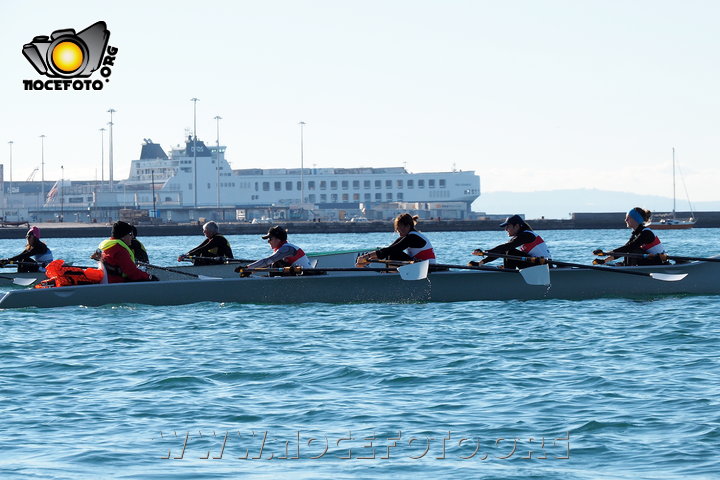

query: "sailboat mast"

left=672, top=147, right=676, bottom=216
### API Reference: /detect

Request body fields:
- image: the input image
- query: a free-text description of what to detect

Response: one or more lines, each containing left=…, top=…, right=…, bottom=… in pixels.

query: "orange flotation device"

left=34, top=259, right=105, bottom=289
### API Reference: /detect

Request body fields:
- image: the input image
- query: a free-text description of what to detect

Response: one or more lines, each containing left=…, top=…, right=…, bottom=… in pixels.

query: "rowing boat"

left=0, top=249, right=371, bottom=285
left=1, top=257, right=718, bottom=309
left=147, top=249, right=369, bottom=280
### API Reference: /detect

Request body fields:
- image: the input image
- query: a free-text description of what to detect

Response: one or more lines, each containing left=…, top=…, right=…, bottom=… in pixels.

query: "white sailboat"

left=651, top=147, right=696, bottom=230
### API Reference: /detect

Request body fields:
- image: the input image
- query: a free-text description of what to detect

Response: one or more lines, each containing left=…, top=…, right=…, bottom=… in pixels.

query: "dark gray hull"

left=0, top=259, right=718, bottom=309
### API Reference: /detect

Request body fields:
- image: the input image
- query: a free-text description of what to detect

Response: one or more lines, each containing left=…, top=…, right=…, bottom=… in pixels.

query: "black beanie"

left=111, top=221, right=133, bottom=239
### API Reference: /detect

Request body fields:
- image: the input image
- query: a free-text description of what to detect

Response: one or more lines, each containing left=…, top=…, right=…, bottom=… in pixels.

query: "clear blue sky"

left=1, top=0, right=719, bottom=204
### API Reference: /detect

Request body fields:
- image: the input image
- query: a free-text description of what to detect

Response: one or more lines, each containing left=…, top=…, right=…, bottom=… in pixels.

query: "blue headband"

left=627, top=209, right=645, bottom=225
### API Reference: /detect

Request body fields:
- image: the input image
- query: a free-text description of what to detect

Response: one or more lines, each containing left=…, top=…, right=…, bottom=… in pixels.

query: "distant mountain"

left=472, top=189, right=720, bottom=220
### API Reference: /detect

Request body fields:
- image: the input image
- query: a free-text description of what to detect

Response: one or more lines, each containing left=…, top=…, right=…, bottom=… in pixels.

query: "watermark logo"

left=22, top=21, right=118, bottom=91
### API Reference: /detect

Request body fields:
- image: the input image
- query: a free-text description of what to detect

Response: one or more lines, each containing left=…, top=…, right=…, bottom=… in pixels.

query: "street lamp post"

left=60, top=165, right=64, bottom=222
left=299, top=121, right=306, bottom=205
left=39, top=134, right=46, bottom=204
left=7, top=141, right=13, bottom=183
left=151, top=169, right=157, bottom=220
left=107, top=108, right=116, bottom=191
left=99, top=127, right=106, bottom=186
left=191, top=98, right=199, bottom=208
left=214, top=115, right=222, bottom=211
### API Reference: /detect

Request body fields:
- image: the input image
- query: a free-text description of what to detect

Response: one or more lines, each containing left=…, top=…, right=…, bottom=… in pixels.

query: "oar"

left=398, top=261, right=429, bottom=281
left=138, top=262, right=222, bottom=280
left=0, top=259, right=46, bottom=268
left=0, top=260, right=44, bottom=286
left=178, top=255, right=255, bottom=264
left=593, top=249, right=720, bottom=264
left=0, top=275, right=37, bottom=287
left=474, top=251, right=687, bottom=282
left=361, top=258, right=550, bottom=286
left=236, top=262, right=429, bottom=281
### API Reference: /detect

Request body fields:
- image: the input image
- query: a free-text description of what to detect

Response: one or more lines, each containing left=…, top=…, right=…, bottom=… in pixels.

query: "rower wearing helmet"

left=471, top=214, right=551, bottom=269
left=2, top=226, right=54, bottom=272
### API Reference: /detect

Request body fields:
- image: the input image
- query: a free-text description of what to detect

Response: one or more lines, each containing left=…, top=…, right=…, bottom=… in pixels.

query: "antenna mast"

left=672, top=147, right=676, bottom=217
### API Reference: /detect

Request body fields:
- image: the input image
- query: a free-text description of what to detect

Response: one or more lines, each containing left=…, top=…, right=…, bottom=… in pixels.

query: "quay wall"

left=1, top=210, right=718, bottom=239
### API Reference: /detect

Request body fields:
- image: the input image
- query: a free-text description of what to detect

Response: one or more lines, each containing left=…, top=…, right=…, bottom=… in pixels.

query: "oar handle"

left=594, top=249, right=634, bottom=258
left=475, top=250, right=671, bottom=278
left=434, top=263, right=518, bottom=273
left=355, top=257, right=520, bottom=274
left=235, top=265, right=402, bottom=276
left=592, top=249, right=670, bottom=264
left=594, top=249, right=666, bottom=259
left=139, top=261, right=202, bottom=278
left=362, top=258, right=412, bottom=265
left=595, top=250, right=720, bottom=264
left=178, top=255, right=254, bottom=264
left=473, top=250, right=550, bottom=264
left=0, top=259, right=43, bottom=266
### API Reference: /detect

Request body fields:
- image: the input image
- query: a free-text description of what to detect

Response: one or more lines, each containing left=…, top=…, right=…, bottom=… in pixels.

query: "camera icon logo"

left=22, top=21, right=110, bottom=78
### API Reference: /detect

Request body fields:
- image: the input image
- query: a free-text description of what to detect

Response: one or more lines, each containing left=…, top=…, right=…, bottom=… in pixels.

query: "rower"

left=178, top=221, right=233, bottom=265
left=596, top=207, right=669, bottom=266
left=241, top=226, right=311, bottom=276
left=357, top=213, right=436, bottom=265
left=129, top=225, right=149, bottom=264
left=471, top=214, right=551, bottom=269
left=1, top=226, right=54, bottom=272
left=98, top=221, right=158, bottom=283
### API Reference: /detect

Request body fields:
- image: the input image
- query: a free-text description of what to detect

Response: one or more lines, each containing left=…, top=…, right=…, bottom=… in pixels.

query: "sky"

left=1, top=0, right=719, bottom=210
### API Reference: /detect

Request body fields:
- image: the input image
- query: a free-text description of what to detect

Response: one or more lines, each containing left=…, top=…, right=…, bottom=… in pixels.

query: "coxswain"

left=98, top=221, right=158, bottom=283
left=243, top=225, right=311, bottom=272
left=2, top=226, right=54, bottom=272
left=357, top=213, right=436, bottom=265
left=597, top=207, right=668, bottom=266
left=471, top=214, right=551, bottom=269
left=178, top=221, right=233, bottom=265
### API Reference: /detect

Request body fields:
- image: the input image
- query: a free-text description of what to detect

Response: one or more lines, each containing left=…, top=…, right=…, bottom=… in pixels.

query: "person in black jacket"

left=129, top=225, right=149, bottom=264
left=471, top=214, right=551, bottom=269
left=178, top=221, right=233, bottom=265
left=597, top=207, right=668, bottom=266
left=2, top=226, right=54, bottom=272
left=357, top=213, right=436, bottom=264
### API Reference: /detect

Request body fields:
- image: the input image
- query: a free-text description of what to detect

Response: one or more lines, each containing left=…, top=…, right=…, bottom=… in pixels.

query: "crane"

left=27, top=167, right=39, bottom=181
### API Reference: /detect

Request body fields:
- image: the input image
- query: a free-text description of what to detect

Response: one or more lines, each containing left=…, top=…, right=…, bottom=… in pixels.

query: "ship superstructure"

left=5, top=136, right=481, bottom=223
left=128, top=137, right=480, bottom=208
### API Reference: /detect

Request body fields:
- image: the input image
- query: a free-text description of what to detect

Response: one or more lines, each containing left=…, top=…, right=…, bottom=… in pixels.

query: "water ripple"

left=1, top=232, right=720, bottom=478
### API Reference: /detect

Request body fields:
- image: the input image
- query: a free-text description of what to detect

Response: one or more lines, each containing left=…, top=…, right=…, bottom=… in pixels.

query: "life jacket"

left=34, top=259, right=104, bottom=289
left=518, top=230, right=552, bottom=258
left=405, top=231, right=437, bottom=263
left=99, top=238, right=135, bottom=278
left=276, top=241, right=312, bottom=268
left=639, top=227, right=665, bottom=254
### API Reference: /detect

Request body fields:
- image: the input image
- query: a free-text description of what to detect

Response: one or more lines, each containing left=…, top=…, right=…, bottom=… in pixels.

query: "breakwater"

left=1, top=210, right=716, bottom=239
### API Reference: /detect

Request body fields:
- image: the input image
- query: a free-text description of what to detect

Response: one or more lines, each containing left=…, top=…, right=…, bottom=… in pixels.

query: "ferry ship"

left=5, top=136, right=481, bottom=223
left=129, top=137, right=479, bottom=206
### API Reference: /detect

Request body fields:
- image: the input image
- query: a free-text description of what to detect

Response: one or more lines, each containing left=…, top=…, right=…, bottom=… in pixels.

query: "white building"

left=3, top=137, right=481, bottom=223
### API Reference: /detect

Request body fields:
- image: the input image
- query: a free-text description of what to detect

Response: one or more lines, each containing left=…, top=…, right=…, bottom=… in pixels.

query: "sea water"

left=0, top=228, right=718, bottom=479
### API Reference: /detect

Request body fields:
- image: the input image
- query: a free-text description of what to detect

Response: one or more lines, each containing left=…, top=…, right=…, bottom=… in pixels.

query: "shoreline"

left=1, top=213, right=718, bottom=239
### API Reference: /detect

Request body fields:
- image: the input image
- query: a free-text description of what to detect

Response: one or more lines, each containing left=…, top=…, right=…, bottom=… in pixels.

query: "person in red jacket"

left=98, top=221, right=158, bottom=283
